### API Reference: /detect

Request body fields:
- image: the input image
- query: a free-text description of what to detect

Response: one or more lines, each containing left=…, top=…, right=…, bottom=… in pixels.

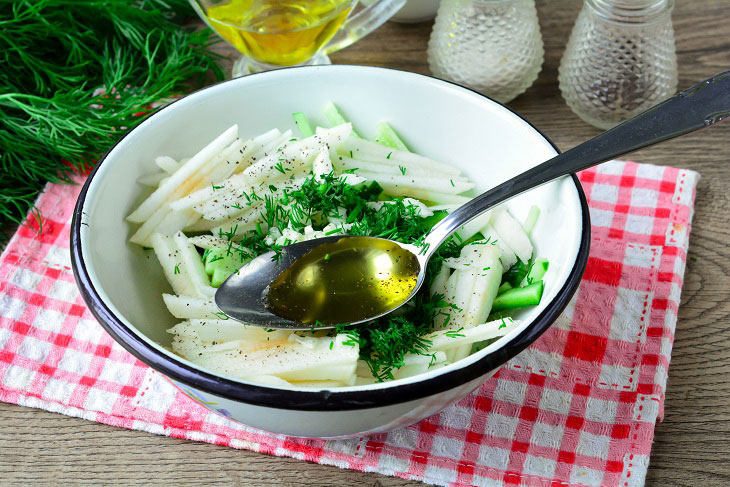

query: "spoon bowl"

left=216, top=235, right=424, bottom=329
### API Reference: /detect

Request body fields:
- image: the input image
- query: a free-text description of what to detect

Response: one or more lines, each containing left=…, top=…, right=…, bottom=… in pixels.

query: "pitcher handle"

left=322, top=0, right=407, bottom=55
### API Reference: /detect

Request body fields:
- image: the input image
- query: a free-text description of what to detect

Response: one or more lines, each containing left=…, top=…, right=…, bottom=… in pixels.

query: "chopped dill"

left=445, top=327, right=466, bottom=338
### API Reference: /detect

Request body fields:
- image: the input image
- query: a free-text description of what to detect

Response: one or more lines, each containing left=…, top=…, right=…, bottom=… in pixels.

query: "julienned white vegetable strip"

left=162, top=294, right=218, bottom=319
left=376, top=184, right=472, bottom=205
left=173, top=334, right=358, bottom=382
left=312, top=148, right=334, bottom=181
left=330, top=154, right=470, bottom=182
left=150, top=232, right=215, bottom=299
left=356, top=171, right=474, bottom=195
left=172, top=232, right=216, bottom=298
left=434, top=270, right=459, bottom=329
left=129, top=205, right=198, bottom=246
left=196, top=177, right=306, bottom=222
left=150, top=233, right=196, bottom=296
left=129, top=137, right=249, bottom=245
left=439, top=243, right=503, bottom=361
left=155, top=156, right=180, bottom=174
left=454, top=210, right=493, bottom=243
left=243, top=124, right=351, bottom=185
left=491, top=208, right=533, bottom=263
left=168, top=320, right=290, bottom=342
left=430, top=265, right=451, bottom=297
left=450, top=245, right=504, bottom=362
left=481, top=224, right=518, bottom=270
left=425, top=318, right=520, bottom=352
left=128, top=124, right=238, bottom=223
left=168, top=128, right=286, bottom=212
left=336, top=137, right=462, bottom=176
left=462, top=245, right=503, bottom=325
left=137, top=172, right=167, bottom=187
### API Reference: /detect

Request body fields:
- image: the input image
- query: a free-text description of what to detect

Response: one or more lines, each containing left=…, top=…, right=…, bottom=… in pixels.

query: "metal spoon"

left=216, top=71, right=730, bottom=330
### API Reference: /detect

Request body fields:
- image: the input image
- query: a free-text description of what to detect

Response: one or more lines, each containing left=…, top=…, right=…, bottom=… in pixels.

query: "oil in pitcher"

left=203, top=0, right=354, bottom=66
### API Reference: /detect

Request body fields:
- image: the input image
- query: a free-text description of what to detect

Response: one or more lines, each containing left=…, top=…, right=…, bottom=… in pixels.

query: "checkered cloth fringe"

left=0, top=160, right=698, bottom=487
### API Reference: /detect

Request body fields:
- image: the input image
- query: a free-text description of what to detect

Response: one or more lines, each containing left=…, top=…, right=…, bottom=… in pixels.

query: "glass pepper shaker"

left=427, top=0, right=544, bottom=103
left=559, top=0, right=678, bottom=129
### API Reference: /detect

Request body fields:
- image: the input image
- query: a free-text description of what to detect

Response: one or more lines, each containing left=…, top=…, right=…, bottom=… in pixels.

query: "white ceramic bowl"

left=71, top=66, right=589, bottom=439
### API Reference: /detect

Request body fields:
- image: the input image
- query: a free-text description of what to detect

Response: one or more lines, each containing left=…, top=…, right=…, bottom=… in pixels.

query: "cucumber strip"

left=203, top=247, right=245, bottom=286
left=491, top=281, right=544, bottom=312
left=522, top=205, right=540, bottom=236
left=203, top=248, right=226, bottom=275
left=521, top=258, right=549, bottom=286
left=323, top=102, right=361, bottom=137
left=497, top=282, right=513, bottom=295
left=375, top=122, right=410, bottom=152
left=212, top=266, right=235, bottom=287
left=292, top=112, right=314, bottom=137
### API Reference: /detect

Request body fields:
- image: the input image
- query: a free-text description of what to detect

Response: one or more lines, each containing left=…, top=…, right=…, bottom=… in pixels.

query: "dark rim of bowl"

left=71, top=65, right=591, bottom=411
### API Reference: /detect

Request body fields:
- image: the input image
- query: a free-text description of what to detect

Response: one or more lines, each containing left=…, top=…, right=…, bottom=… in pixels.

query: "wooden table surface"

left=2, top=0, right=729, bottom=485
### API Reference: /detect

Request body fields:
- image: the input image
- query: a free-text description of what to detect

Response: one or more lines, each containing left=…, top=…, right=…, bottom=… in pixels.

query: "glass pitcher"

left=191, top=0, right=406, bottom=77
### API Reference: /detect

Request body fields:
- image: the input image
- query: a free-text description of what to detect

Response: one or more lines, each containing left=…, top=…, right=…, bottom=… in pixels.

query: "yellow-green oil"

left=265, top=237, right=420, bottom=325
left=202, top=0, right=353, bottom=66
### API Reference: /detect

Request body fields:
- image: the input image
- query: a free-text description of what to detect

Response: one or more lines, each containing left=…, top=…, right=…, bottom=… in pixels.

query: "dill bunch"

left=0, top=0, right=224, bottom=227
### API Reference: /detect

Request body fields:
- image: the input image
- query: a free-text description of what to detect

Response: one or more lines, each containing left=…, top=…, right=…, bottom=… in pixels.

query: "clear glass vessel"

left=559, top=0, right=678, bottom=129
left=427, top=0, right=544, bottom=103
left=190, top=0, right=406, bottom=77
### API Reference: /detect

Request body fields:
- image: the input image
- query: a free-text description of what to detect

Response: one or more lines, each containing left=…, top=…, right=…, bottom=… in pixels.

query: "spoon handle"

left=422, top=71, right=730, bottom=257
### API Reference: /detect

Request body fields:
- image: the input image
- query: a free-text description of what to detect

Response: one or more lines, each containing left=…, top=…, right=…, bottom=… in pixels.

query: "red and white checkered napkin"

left=0, top=160, right=698, bottom=487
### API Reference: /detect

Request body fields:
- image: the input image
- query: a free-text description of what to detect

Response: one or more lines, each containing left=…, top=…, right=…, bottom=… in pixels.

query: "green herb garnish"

left=0, top=0, right=223, bottom=230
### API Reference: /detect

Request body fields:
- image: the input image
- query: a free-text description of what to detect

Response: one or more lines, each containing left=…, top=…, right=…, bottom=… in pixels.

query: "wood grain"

left=2, top=0, right=730, bottom=485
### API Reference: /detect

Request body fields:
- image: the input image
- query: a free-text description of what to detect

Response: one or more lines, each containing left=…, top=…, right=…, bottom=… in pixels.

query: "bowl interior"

left=79, top=66, right=583, bottom=390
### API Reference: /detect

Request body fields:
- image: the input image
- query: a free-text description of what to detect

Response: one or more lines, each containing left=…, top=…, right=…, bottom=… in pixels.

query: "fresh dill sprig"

left=0, top=0, right=224, bottom=230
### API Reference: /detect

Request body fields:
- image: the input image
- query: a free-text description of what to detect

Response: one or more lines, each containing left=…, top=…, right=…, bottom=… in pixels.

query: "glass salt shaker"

left=559, top=0, right=678, bottom=129
left=427, top=0, right=544, bottom=103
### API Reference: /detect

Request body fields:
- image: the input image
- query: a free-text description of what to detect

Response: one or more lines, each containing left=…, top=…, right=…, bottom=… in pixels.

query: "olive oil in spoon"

left=265, top=237, right=419, bottom=325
